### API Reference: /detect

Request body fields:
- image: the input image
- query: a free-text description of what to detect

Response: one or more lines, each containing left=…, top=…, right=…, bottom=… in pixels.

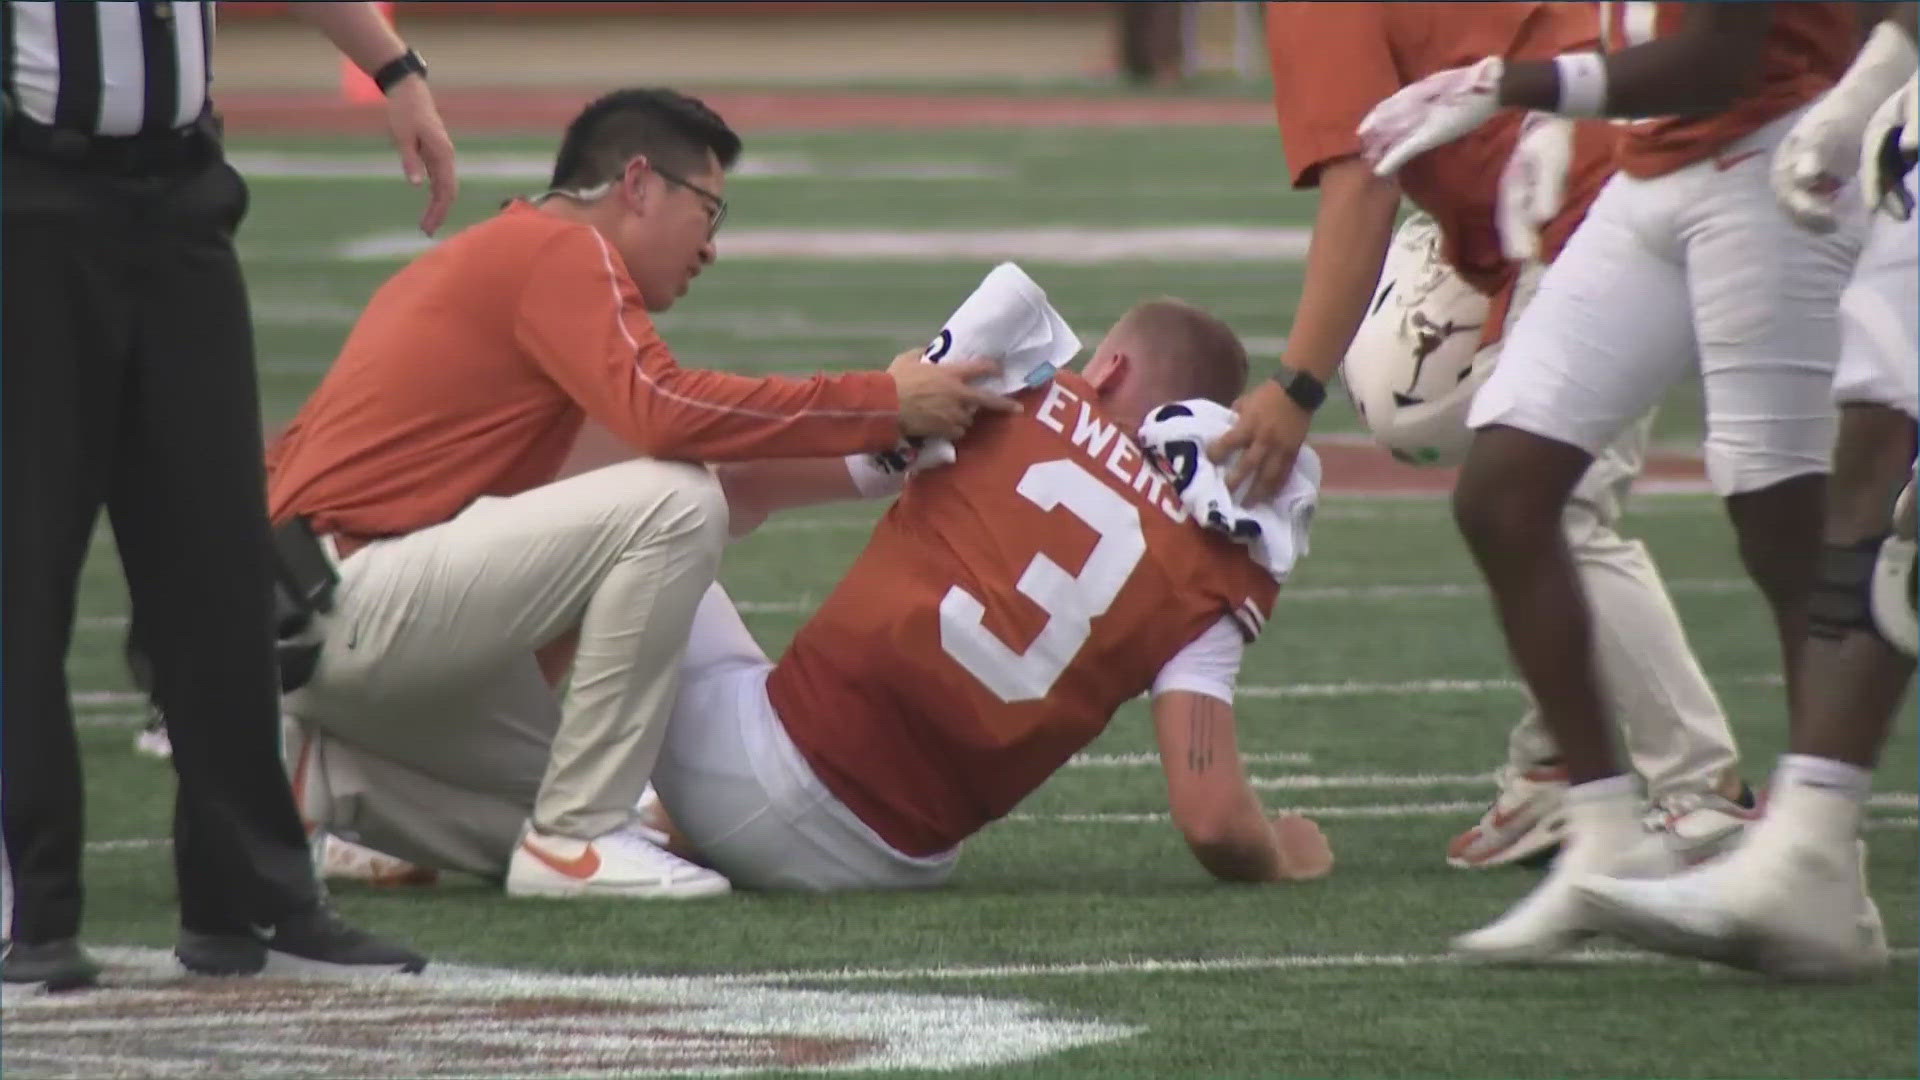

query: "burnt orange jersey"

left=1266, top=2, right=1619, bottom=344
left=1604, top=1, right=1857, bottom=178
left=766, top=372, right=1280, bottom=857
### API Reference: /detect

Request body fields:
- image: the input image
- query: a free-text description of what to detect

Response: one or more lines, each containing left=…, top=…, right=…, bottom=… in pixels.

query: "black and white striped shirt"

left=3, top=1, right=213, bottom=137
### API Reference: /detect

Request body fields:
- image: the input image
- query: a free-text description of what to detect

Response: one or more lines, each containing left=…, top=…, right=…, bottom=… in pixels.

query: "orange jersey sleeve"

left=270, top=202, right=903, bottom=540
left=513, top=217, right=901, bottom=463
left=1606, top=1, right=1858, bottom=178
left=767, top=373, right=1279, bottom=857
left=1267, top=1, right=1618, bottom=339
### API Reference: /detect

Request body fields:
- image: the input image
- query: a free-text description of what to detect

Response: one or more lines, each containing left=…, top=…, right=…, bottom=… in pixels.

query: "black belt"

left=1, top=109, right=221, bottom=175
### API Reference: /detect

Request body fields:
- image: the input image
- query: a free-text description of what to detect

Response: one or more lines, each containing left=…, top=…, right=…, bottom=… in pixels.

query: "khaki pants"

left=284, top=458, right=729, bottom=849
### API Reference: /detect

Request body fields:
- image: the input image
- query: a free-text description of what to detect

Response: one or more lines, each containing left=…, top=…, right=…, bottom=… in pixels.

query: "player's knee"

left=1810, top=533, right=1914, bottom=654
left=1452, top=437, right=1563, bottom=557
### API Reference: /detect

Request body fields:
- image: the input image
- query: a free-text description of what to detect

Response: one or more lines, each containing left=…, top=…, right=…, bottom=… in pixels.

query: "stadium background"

left=9, top=4, right=1914, bottom=1077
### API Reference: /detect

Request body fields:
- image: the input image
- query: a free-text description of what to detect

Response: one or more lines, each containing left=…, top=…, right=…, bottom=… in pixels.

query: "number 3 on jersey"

left=939, top=459, right=1147, bottom=703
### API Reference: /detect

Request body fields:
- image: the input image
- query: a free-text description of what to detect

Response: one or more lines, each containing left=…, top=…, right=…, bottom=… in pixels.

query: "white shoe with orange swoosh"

left=506, top=822, right=731, bottom=899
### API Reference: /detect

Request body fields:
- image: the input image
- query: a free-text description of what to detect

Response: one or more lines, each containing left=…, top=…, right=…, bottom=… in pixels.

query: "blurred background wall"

left=213, top=1, right=1269, bottom=92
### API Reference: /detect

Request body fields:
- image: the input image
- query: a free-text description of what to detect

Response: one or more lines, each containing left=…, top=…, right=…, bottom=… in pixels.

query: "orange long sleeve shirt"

left=267, top=200, right=902, bottom=540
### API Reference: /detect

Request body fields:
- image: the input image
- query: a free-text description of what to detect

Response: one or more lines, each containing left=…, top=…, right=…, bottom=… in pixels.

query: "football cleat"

left=1577, top=838, right=1888, bottom=981
left=1447, top=762, right=1569, bottom=869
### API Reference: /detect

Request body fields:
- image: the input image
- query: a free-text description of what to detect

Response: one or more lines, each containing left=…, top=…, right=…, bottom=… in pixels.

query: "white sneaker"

left=1451, top=786, right=1642, bottom=963
left=506, top=823, right=731, bottom=899
left=133, top=705, right=172, bottom=760
left=320, top=834, right=440, bottom=888
left=1446, top=762, right=1569, bottom=869
left=1642, top=785, right=1762, bottom=867
left=1576, top=838, right=1888, bottom=981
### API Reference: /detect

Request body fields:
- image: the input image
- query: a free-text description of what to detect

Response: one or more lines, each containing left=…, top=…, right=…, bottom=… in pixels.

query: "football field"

left=14, top=117, right=1918, bottom=1078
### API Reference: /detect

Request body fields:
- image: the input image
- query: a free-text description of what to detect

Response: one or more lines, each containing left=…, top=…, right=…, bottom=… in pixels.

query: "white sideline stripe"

left=64, top=671, right=1786, bottom=709
left=67, top=576, right=1754, bottom=632
left=710, top=945, right=1916, bottom=985
left=1250, top=773, right=1491, bottom=791
left=335, top=226, right=1318, bottom=265
left=77, top=799, right=1920, bottom=853
left=231, top=151, right=1008, bottom=183
left=1238, top=673, right=1785, bottom=700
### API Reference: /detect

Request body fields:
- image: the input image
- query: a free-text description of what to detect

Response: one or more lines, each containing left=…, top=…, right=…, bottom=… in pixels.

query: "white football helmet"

left=1871, top=468, right=1918, bottom=657
left=1340, top=212, right=1494, bottom=467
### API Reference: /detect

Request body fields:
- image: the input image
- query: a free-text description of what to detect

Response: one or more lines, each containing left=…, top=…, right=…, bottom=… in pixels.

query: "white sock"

left=1774, top=754, right=1872, bottom=803
left=1562, top=774, right=1641, bottom=867
left=1764, top=755, right=1870, bottom=844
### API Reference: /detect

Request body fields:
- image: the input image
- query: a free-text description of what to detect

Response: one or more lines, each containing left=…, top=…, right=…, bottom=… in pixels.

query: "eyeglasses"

left=533, top=158, right=728, bottom=240
left=651, top=163, right=728, bottom=240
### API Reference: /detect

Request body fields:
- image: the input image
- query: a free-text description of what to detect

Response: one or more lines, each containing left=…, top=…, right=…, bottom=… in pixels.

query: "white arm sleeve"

left=1150, top=615, right=1246, bottom=705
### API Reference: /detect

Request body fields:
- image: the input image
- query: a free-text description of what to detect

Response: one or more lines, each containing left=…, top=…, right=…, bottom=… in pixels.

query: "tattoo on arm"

left=1187, top=707, right=1215, bottom=774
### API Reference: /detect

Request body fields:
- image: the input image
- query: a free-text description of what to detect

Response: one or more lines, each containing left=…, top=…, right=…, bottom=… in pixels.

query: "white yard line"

left=709, top=944, right=1916, bottom=985
left=1069, top=751, right=1311, bottom=768
left=332, top=226, right=1318, bottom=265
left=69, top=577, right=1753, bottom=633
left=78, top=795, right=1920, bottom=855
left=231, top=151, right=1008, bottom=183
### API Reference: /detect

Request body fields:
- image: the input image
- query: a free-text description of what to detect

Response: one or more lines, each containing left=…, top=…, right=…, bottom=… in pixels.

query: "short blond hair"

left=1109, top=298, right=1249, bottom=407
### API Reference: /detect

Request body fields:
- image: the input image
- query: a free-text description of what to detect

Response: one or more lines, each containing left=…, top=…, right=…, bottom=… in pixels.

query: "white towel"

left=1136, top=399, right=1321, bottom=582
left=875, top=262, right=1081, bottom=473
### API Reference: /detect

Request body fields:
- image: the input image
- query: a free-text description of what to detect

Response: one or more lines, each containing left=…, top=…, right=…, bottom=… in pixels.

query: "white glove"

left=1861, top=73, right=1920, bottom=221
left=1773, top=21, right=1918, bottom=232
left=1358, top=57, right=1506, bottom=177
left=1498, top=112, right=1574, bottom=260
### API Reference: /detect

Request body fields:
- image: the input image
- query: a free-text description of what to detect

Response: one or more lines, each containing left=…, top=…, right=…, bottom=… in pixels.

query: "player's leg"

left=651, top=585, right=957, bottom=891
left=1454, top=414, right=1747, bottom=870
left=1579, top=190, right=1916, bottom=980
left=1449, top=174, right=1698, bottom=959
left=1566, top=414, right=1752, bottom=853
left=1686, top=156, right=1862, bottom=723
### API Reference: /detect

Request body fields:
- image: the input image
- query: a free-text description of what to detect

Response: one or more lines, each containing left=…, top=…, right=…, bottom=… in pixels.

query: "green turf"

left=47, top=124, right=1918, bottom=1079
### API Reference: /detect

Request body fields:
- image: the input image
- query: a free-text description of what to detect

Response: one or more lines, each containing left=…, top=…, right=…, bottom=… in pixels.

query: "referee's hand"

left=385, top=78, right=458, bottom=236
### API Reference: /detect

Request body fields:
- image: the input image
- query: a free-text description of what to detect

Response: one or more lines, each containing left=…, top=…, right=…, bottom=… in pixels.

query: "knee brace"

left=1810, top=531, right=1917, bottom=658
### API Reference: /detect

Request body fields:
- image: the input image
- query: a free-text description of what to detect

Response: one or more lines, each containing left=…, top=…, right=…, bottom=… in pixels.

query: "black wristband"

left=372, top=48, right=427, bottom=95
left=1270, top=365, right=1327, bottom=412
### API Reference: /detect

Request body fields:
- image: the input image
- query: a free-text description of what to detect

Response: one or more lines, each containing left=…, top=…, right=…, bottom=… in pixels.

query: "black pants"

left=1, top=145, right=319, bottom=942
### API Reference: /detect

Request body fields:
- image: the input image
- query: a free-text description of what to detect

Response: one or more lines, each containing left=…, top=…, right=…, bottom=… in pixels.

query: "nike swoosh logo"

left=1488, top=796, right=1534, bottom=830
left=1714, top=149, right=1765, bottom=171
left=522, top=838, right=600, bottom=880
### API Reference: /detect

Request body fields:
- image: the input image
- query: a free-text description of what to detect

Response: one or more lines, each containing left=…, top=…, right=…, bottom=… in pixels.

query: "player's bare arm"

left=1153, top=690, right=1332, bottom=883
left=1213, top=156, right=1401, bottom=501
left=1497, top=3, right=1773, bottom=119
left=1360, top=4, right=1772, bottom=176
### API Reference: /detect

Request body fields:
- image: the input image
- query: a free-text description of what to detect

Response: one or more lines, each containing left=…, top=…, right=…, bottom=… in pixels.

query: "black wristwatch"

left=1270, top=364, right=1327, bottom=412
left=373, top=48, right=428, bottom=95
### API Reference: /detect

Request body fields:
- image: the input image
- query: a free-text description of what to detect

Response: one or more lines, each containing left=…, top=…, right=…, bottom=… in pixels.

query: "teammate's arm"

left=1215, top=156, right=1401, bottom=500
left=1497, top=3, right=1774, bottom=119
left=1360, top=4, right=1773, bottom=176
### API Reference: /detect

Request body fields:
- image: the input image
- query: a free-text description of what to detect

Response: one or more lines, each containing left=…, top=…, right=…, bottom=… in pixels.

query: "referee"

left=2, top=1, right=454, bottom=988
